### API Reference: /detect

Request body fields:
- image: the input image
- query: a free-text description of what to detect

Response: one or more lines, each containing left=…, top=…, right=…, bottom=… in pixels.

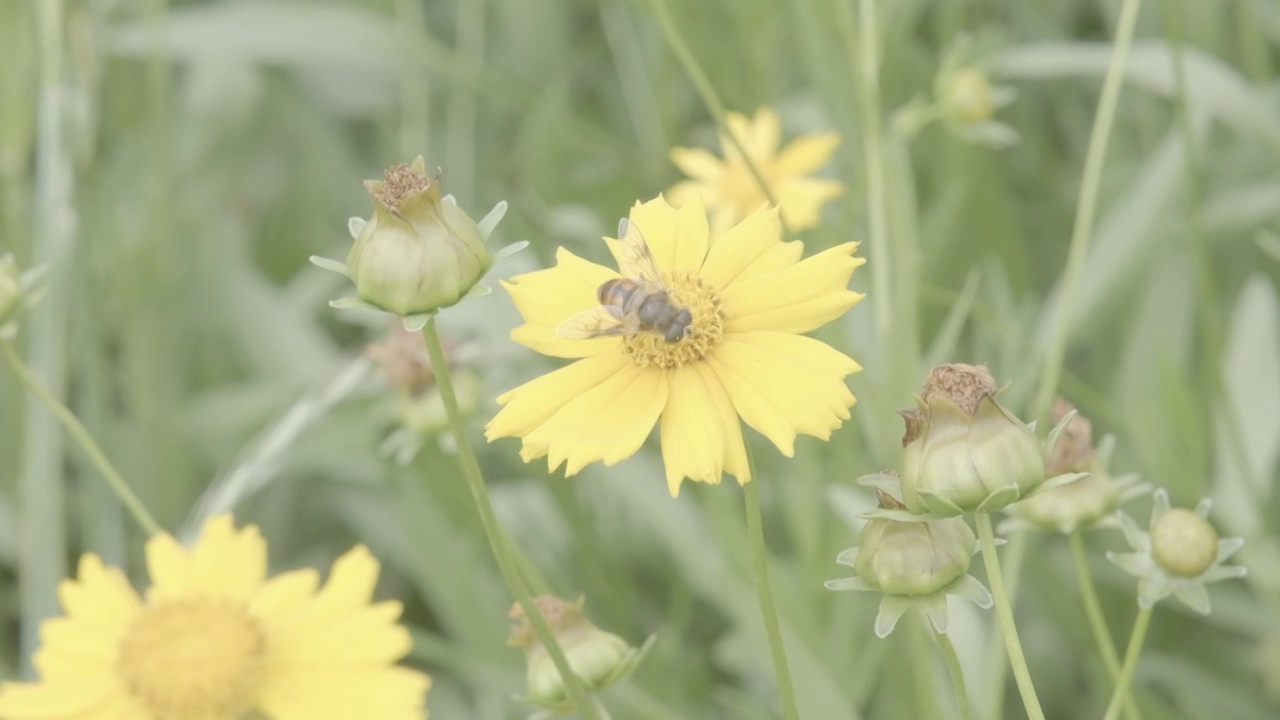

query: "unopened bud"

left=1151, top=508, right=1219, bottom=577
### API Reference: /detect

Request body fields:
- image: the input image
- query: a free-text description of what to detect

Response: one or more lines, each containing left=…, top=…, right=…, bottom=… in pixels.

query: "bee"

left=556, top=219, right=693, bottom=343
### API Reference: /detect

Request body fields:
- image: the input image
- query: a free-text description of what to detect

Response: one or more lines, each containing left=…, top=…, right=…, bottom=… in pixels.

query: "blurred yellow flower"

left=666, top=108, right=843, bottom=232
left=0, top=516, right=430, bottom=720
left=486, top=195, right=864, bottom=496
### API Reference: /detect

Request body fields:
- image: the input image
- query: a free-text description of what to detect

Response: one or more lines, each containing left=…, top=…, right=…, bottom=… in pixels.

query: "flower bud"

left=343, top=158, right=492, bottom=316
left=900, top=363, right=1051, bottom=516
left=941, top=69, right=997, bottom=125
left=853, top=491, right=976, bottom=596
left=509, top=596, right=653, bottom=711
left=1151, top=508, right=1219, bottom=578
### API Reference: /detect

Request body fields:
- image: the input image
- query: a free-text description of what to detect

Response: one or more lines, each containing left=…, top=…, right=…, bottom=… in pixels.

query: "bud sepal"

left=0, top=254, right=48, bottom=339
left=1106, top=489, right=1247, bottom=614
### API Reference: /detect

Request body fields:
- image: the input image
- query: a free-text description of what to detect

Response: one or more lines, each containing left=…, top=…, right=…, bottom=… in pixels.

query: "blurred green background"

left=2, top=0, right=1280, bottom=718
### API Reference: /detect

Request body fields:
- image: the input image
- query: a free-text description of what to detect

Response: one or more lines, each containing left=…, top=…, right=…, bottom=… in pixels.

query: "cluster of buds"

left=826, top=488, right=992, bottom=637
left=311, top=156, right=526, bottom=331
left=365, top=320, right=479, bottom=465
left=897, top=363, right=1083, bottom=517
left=508, top=596, right=654, bottom=716
left=0, top=254, right=46, bottom=339
left=1002, top=399, right=1150, bottom=534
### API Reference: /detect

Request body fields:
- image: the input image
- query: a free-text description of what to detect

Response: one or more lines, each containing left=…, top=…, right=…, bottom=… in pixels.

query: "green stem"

left=909, top=612, right=941, bottom=720
left=975, top=514, right=1044, bottom=720
left=420, top=318, right=601, bottom=720
left=743, top=480, right=800, bottom=720
left=1030, top=0, right=1144, bottom=418
left=3, top=343, right=163, bottom=537
left=1103, top=607, right=1153, bottom=720
left=837, top=0, right=893, bottom=342
left=935, top=628, right=973, bottom=720
left=645, top=0, right=788, bottom=234
left=1069, top=533, right=1142, bottom=720
left=981, top=531, right=1027, bottom=720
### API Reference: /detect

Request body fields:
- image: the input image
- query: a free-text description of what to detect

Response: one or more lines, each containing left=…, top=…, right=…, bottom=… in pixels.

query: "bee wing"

left=555, top=305, right=638, bottom=339
left=615, top=218, right=666, bottom=288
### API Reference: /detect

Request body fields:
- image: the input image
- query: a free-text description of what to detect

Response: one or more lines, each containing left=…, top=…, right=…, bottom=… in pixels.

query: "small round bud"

left=1015, top=471, right=1118, bottom=532
left=854, top=514, right=976, bottom=596
left=901, top=364, right=1046, bottom=516
left=1151, top=508, right=1219, bottom=577
left=509, top=596, right=648, bottom=709
left=942, top=69, right=997, bottom=124
left=345, top=157, right=492, bottom=316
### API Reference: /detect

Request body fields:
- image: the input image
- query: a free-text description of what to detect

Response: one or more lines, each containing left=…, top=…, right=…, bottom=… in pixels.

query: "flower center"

left=117, top=598, right=267, bottom=719
left=622, top=273, right=725, bottom=369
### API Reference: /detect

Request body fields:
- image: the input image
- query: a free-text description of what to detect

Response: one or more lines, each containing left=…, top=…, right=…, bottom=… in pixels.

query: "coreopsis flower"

left=1108, top=489, right=1247, bottom=614
left=0, top=516, right=430, bottom=720
left=898, top=363, right=1083, bottom=517
left=666, top=108, right=843, bottom=233
left=826, top=489, right=992, bottom=637
left=0, top=253, right=46, bottom=339
left=486, top=195, right=864, bottom=496
left=1002, top=399, right=1150, bottom=534
left=509, top=596, right=655, bottom=717
left=311, top=156, right=526, bottom=331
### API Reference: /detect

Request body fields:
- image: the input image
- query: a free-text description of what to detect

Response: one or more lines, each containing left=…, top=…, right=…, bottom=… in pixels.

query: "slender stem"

left=645, top=0, right=788, bottom=235
left=1103, top=608, right=1153, bottom=720
left=908, top=612, right=941, bottom=720
left=935, top=629, right=974, bottom=720
left=593, top=695, right=617, bottom=720
left=1069, top=533, right=1142, bottom=720
left=837, top=0, right=892, bottom=342
left=1030, top=0, right=1144, bottom=418
left=743, top=480, right=800, bottom=720
left=975, top=514, right=1045, bottom=720
left=3, top=343, right=164, bottom=537
left=420, top=318, right=601, bottom=720
left=981, top=531, right=1027, bottom=720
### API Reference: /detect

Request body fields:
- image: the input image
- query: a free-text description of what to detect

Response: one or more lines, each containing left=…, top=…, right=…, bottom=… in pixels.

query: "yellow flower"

left=666, top=108, right=843, bottom=232
left=486, top=195, right=864, bottom=496
left=0, top=516, right=430, bottom=720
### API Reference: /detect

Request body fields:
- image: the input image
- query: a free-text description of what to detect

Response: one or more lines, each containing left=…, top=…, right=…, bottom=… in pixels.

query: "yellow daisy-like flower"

left=485, top=195, right=864, bottom=496
left=0, top=516, right=430, bottom=720
left=666, top=107, right=843, bottom=233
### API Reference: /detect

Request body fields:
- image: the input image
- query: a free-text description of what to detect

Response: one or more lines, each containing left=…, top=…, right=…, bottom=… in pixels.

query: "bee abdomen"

left=598, top=277, right=639, bottom=307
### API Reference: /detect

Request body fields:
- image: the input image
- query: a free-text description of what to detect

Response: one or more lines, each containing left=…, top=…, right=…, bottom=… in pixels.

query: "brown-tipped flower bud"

left=366, top=320, right=438, bottom=396
left=1045, top=398, right=1094, bottom=476
left=509, top=596, right=654, bottom=712
left=346, top=158, right=491, bottom=315
left=900, top=363, right=1059, bottom=517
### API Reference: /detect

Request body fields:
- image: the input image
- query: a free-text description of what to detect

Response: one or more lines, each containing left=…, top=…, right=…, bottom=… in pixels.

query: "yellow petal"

left=38, top=618, right=116, bottom=664
left=723, top=243, right=864, bottom=334
left=699, top=207, right=795, bottom=290
left=0, top=678, right=123, bottom=719
left=659, top=365, right=749, bottom=495
left=510, top=324, right=620, bottom=359
left=776, top=177, right=844, bottom=231
left=665, top=179, right=721, bottom=211
left=774, top=132, right=841, bottom=176
left=486, top=353, right=631, bottom=441
left=722, top=108, right=780, bottom=161
left=503, top=247, right=617, bottom=327
left=32, top=644, right=113, bottom=682
left=709, top=334, right=858, bottom=455
left=183, top=515, right=268, bottom=601
left=250, top=568, right=321, bottom=624
left=144, top=532, right=189, bottom=599
left=258, top=666, right=430, bottom=720
left=611, top=196, right=709, bottom=276
left=670, top=147, right=724, bottom=181
left=307, top=545, right=380, bottom=619
left=57, top=555, right=140, bottom=640
left=269, top=601, right=411, bottom=667
left=525, top=364, right=669, bottom=475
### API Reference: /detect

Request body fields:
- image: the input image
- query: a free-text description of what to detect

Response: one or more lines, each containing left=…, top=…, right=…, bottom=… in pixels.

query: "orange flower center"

left=622, top=273, right=725, bottom=369
left=117, top=598, right=267, bottom=719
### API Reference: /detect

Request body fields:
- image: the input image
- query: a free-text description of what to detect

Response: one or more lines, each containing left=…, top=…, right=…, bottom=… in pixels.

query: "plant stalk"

left=976, top=514, right=1044, bottom=720
left=744, top=480, right=800, bottom=720
left=421, top=317, right=601, bottom=720
left=1103, top=607, right=1153, bottom=720
left=1069, top=532, right=1142, bottom=720
left=935, top=627, right=974, bottom=720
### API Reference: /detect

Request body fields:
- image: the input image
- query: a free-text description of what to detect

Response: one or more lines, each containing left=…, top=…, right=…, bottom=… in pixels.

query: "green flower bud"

left=509, top=596, right=655, bottom=712
left=1152, top=508, right=1219, bottom=578
left=854, top=494, right=976, bottom=596
left=344, top=157, right=492, bottom=316
left=0, top=255, right=20, bottom=325
left=901, top=364, right=1058, bottom=516
left=941, top=68, right=997, bottom=125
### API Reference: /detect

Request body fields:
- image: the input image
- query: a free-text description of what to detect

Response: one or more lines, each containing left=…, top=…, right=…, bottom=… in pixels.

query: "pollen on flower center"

left=622, top=273, right=725, bottom=369
left=117, top=597, right=267, bottom=718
